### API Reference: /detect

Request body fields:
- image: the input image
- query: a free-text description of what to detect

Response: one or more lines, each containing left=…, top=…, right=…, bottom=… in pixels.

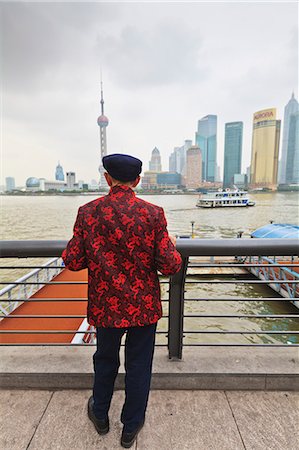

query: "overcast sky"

left=1, top=1, right=298, bottom=186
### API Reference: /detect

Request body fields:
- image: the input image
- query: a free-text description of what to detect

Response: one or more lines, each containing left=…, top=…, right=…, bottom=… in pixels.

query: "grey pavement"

left=1, top=390, right=298, bottom=450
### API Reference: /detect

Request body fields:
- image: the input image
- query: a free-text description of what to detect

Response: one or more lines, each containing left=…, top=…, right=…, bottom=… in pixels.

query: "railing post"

left=168, top=257, right=188, bottom=360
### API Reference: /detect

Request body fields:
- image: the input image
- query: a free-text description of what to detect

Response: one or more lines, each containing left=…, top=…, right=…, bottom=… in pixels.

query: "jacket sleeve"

left=62, top=207, right=88, bottom=271
left=154, top=207, right=182, bottom=276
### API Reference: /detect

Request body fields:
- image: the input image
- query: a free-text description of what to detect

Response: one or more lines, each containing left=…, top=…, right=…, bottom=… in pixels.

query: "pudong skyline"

left=2, top=2, right=297, bottom=185
left=5, top=92, right=297, bottom=191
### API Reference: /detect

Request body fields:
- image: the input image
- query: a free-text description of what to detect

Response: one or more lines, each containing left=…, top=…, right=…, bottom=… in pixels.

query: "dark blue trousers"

left=93, top=323, right=157, bottom=433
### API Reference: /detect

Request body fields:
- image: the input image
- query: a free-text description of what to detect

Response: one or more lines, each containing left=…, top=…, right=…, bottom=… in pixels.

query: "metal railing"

left=0, top=239, right=298, bottom=359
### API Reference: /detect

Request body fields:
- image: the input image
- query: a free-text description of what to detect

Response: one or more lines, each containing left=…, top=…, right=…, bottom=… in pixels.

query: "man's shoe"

left=87, top=396, right=109, bottom=435
left=120, top=421, right=144, bottom=448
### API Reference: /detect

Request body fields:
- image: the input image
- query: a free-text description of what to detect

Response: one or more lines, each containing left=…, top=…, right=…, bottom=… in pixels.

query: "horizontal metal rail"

left=2, top=263, right=299, bottom=269
left=1, top=238, right=298, bottom=257
left=0, top=314, right=169, bottom=319
left=181, top=343, right=299, bottom=347
left=183, top=314, right=299, bottom=318
left=184, top=280, right=298, bottom=284
left=1, top=297, right=293, bottom=303
left=0, top=330, right=168, bottom=334
left=183, top=330, right=299, bottom=334
left=0, top=280, right=170, bottom=285
left=184, top=298, right=294, bottom=302
left=0, top=343, right=167, bottom=347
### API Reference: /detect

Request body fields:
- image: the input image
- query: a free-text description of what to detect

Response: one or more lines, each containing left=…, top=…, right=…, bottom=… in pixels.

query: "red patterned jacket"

left=62, top=185, right=182, bottom=328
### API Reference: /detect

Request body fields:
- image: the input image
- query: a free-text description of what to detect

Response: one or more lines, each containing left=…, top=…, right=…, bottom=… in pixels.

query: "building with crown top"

left=249, top=108, right=281, bottom=190
left=149, top=147, right=162, bottom=172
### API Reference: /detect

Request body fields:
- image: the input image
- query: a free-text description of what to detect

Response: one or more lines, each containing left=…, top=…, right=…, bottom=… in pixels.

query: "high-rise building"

left=185, top=145, right=202, bottom=189
left=249, top=108, right=281, bottom=190
left=66, top=172, right=76, bottom=189
left=168, top=140, right=192, bottom=176
left=55, top=162, right=65, bottom=181
left=285, top=111, right=299, bottom=184
left=97, top=80, right=109, bottom=187
left=149, top=147, right=162, bottom=172
left=279, top=93, right=299, bottom=184
left=223, top=122, right=243, bottom=188
left=195, top=115, right=217, bottom=182
left=5, top=177, right=15, bottom=192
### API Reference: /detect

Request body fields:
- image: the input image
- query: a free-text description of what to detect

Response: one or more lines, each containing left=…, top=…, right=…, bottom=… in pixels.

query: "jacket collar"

left=108, top=185, right=135, bottom=197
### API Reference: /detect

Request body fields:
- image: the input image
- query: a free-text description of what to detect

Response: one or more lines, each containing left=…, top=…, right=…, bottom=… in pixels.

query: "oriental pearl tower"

left=97, top=80, right=109, bottom=187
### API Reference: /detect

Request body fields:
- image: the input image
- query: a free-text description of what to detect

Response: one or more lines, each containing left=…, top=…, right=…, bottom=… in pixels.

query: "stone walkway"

left=1, top=390, right=298, bottom=450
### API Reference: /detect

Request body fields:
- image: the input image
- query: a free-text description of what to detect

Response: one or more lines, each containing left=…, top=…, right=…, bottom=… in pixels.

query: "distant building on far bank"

left=285, top=111, right=299, bottom=184
left=141, top=171, right=159, bottom=190
left=278, top=93, right=299, bottom=184
left=66, top=172, right=76, bottom=189
left=5, top=177, right=15, bottom=192
left=195, top=114, right=217, bottom=182
left=185, top=145, right=202, bottom=189
left=26, top=177, right=65, bottom=192
left=149, top=147, right=162, bottom=172
left=157, top=172, right=181, bottom=189
left=233, top=173, right=248, bottom=189
left=169, top=140, right=192, bottom=179
left=249, top=108, right=281, bottom=190
left=141, top=171, right=181, bottom=190
left=55, top=162, right=65, bottom=181
left=223, top=122, right=243, bottom=188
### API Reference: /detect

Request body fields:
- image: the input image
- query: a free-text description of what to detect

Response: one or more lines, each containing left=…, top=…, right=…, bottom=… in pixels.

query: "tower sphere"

left=97, top=115, right=109, bottom=127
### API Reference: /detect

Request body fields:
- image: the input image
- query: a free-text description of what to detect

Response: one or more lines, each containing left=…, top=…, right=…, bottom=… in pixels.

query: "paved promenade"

left=1, top=389, right=298, bottom=450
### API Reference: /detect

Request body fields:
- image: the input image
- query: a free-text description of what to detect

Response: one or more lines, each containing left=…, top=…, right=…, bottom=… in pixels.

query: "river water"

left=1, top=191, right=298, bottom=344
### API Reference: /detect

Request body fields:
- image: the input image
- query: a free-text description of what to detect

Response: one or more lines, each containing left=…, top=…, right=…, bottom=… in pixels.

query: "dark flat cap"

left=102, top=154, right=142, bottom=181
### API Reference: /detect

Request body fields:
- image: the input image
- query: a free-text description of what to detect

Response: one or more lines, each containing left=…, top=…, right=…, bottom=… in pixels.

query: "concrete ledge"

left=1, top=346, right=298, bottom=390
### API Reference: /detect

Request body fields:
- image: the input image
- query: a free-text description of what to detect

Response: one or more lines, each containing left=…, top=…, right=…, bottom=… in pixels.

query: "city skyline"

left=2, top=2, right=297, bottom=185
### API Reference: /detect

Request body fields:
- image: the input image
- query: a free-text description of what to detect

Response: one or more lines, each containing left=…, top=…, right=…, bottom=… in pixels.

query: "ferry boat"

left=243, top=223, right=299, bottom=309
left=196, top=189, right=255, bottom=208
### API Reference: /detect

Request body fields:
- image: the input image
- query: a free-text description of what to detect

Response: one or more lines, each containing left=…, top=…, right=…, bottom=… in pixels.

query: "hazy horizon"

left=1, top=2, right=298, bottom=186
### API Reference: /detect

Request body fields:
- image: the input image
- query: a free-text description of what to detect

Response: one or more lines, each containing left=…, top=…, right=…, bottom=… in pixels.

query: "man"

left=62, top=154, right=182, bottom=448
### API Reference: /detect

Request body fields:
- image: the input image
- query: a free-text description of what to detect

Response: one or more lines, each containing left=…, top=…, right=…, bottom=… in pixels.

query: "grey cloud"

left=97, top=20, right=208, bottom=88
left=1, top=2, right=121, bottom=92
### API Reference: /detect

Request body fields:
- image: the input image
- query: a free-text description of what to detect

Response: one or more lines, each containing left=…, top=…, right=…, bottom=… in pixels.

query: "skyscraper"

left=185, top=145, right=202, bottom=189
left=195, top=115, right=217, bottom=182
left=5, top=177, right=15, bottom=192
left=66, top=172, right=76, bottom=189
left=55, top=162, right=65, bottom=181
left=149, top=147, right=162, bottom=172
left=168, top=140, right=192, bottom=176
left=279, top=93, right=299, bottom=184
left=249, top=108, right=281, bottom=190
left=285, top=111, right=299, bottom=184
left=97, top=80, right=109, bottom=187
left=223, top=122, right=243, bottom=188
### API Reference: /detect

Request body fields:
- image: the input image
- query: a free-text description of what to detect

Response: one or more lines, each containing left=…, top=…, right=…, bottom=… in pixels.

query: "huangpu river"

left=1, top=191, right=299, bottom=345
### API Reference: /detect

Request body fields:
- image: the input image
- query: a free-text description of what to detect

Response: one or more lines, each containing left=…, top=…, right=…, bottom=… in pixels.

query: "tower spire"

left=100, top=74, right=104, bottom=115
left=97, top=74, right=109, bottom=188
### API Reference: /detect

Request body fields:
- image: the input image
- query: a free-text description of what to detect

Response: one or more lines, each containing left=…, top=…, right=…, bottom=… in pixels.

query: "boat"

left=196, top=188, right=255, bottom=208
left=242, top=223, right=299, bottom=309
